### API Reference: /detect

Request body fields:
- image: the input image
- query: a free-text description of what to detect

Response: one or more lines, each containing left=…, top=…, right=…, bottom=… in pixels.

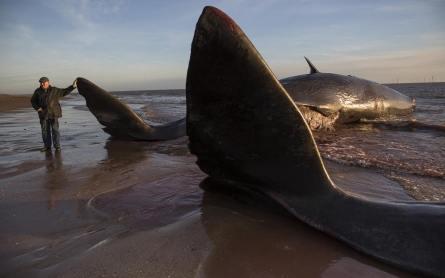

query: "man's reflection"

left=44, top=151, right=68, bottom=209
left=103, top=139, right=148, bottom=166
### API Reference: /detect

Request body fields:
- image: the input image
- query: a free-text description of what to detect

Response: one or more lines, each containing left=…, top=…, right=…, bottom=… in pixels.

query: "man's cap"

left=39, top=77, right=49, bottom=82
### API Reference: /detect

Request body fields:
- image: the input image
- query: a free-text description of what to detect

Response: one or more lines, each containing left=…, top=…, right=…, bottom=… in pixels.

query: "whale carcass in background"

left=280, top=57, right=415, bottom=130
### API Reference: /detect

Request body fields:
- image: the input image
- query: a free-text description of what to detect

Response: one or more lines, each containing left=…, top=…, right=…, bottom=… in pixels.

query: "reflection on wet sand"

left=44, top=151, right=68, bottom=209
left=89, top=171, right=204, bottom=230
left=80, top=166, right=418, bottom=278
left=197, top=193, right=417, bottom=278
left=102, top=139, right=148, bottom=167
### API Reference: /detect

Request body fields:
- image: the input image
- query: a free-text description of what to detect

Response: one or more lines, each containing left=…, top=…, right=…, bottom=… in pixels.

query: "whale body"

left=186, top=6, right=445, bottom=277
left=280, top=57, right=416, bottom=130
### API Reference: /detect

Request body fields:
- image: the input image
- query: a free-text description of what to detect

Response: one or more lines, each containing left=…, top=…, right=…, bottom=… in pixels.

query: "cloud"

left=47, top=0, right=127, bottom=19
left=41, top=0, right=128, bottom=44
left=16, top=24, right=33, bottom=40
left=378, top=1, right=428, bottom=13
left=306, top=47, right=445, bottom=83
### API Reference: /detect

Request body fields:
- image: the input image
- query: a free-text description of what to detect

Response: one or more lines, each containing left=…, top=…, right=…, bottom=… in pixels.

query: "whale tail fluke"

left=186, top=6, right=333, bottom=198
left=77, top=77, right=150, bottom=138
left=77, top=77, right=186, bottom=141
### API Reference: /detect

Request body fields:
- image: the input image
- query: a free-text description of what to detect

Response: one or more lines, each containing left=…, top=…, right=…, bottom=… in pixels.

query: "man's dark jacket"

left=30, top=85, right=75, bottom=119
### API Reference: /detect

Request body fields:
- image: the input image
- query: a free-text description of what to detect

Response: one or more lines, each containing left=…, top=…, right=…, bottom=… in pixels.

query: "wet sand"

left=0, top=94, right=419, bottom=277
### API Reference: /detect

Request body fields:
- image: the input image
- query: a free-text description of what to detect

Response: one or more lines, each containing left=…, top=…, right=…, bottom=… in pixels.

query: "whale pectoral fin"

left=293, top=102, right=341, bottom=117
left=280, top=78, right=342, bottom=117
left=76, top=77, right=152, bottom=140
left=186, top=6, right=333, bottom=196
left=304, top=56, right=320, bottom=74
left=314, top=102, right=342, bottom=116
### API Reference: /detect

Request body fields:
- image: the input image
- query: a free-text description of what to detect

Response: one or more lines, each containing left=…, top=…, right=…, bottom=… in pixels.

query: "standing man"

left=31, top=77, right=77, bottom=152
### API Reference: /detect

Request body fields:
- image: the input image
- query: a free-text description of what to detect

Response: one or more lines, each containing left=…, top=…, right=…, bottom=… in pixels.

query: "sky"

left=0, top=0, right=444, bottom=94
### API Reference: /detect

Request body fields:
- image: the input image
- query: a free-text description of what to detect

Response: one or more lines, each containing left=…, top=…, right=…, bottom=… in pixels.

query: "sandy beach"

left=0, top=94, right=34, bottom=112
left=0, top=93, right=420, bottom=277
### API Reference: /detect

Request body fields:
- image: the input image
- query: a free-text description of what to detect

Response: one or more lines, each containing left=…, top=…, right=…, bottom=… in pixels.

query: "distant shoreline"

left=0, top=94, right=32, bottom=112
left=1, top=81, right=442, bottom=112
left=0, top=94, right=74, bottom=113
left=384, top=82, right=445, bottom=85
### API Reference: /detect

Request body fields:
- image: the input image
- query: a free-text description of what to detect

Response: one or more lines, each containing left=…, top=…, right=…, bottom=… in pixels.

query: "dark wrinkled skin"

left=281, top=72, right=416, bottom=124
left=186, top=6, right=445, bottom=278
left=76, top=77, right=186, bottom=141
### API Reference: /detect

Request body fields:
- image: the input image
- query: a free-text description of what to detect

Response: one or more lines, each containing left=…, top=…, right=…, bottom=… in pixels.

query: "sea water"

left=103, top=83, right=445, bottom=202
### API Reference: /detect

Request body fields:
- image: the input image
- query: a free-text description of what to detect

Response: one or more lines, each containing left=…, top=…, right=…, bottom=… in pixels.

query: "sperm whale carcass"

left=186, top=6, right=444, bottom=277
left=280, top=57, right=415, bottom=130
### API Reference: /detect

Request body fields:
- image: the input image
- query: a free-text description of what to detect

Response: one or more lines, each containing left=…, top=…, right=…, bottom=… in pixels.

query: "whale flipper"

left=77, top=77, right=186, bottom=141
left=186, top=6, right=445, bottom=277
